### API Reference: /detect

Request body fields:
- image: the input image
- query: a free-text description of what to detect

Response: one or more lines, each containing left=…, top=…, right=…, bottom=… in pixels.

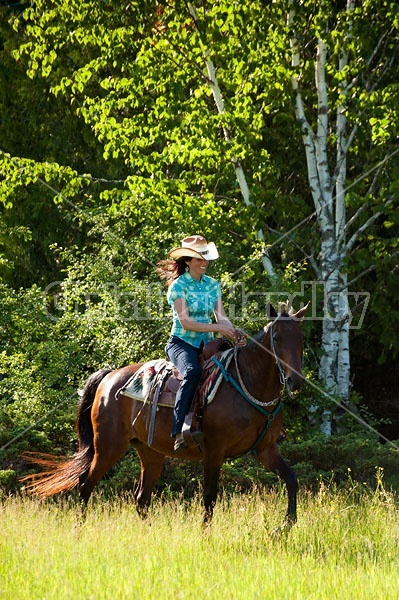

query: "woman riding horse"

left=157, top=235, right=241, bottom=452
left=22, top=240, right=309, bottom=528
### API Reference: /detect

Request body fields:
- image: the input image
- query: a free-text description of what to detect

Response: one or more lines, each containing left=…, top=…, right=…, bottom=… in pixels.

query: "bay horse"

left=23, top=303, right=308, bottom=526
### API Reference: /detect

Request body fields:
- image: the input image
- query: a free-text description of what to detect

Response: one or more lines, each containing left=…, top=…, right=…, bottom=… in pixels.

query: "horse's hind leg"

left=79, top=435, right=131, bottom=506
left=79, top=441, right=129, bottom=505
left=257, top=443, right=298, bottom=527
left=78, top=388, right=134, bottom=507
left=134, top=444, right=165, bottom=515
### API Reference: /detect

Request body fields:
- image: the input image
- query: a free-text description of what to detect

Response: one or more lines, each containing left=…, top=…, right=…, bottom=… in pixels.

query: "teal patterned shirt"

left=167, top=272, right=222, bottom=348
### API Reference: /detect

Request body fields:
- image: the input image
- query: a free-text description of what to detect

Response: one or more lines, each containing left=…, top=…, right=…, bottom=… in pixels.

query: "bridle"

left=234, top=314, right=294, bottom=404
left=268, top=314, right=292, bottom=395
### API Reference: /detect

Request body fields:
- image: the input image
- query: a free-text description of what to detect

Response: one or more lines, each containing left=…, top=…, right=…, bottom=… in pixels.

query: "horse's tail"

left=21, top=368, right=113, bottom=498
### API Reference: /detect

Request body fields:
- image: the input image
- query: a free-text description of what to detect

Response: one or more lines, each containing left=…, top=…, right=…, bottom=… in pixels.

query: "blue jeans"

left=165, top=336, right=203, bottom=437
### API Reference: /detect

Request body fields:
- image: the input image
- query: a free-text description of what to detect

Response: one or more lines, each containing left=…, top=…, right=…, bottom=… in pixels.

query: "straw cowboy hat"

left=169, top=235, right=219, bottom=261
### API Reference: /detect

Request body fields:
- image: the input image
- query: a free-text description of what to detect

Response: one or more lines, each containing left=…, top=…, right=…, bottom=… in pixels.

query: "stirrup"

left=174, top=433, right=187, bottom=452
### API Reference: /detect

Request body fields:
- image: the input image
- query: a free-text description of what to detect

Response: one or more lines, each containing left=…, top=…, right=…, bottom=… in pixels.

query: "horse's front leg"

left=203, top=453, right=224, bottom=525
left=257, top=442, right=298, bottom=529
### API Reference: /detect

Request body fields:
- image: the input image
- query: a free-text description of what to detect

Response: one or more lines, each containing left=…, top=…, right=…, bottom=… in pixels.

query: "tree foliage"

left=0, top=1, right=398, bottom=480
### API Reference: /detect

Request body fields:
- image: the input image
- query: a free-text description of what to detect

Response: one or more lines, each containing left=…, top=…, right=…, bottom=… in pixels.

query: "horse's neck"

left=237, top=342, right=281, bottom=402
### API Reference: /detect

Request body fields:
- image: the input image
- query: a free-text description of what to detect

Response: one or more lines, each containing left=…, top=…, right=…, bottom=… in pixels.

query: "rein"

left=211, top=354, right=282, bottom=419
left=233, top=347, right=280, bottom=408
left=235, top=314, right=290, bottom=402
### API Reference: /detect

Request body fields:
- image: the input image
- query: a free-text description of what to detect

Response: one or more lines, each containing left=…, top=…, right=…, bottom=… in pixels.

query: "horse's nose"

left=287, top=374, right=304, bottom=392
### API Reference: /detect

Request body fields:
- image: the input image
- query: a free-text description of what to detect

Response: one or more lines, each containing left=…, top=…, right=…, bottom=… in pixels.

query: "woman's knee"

left=185, top=364, right=202, bottom=381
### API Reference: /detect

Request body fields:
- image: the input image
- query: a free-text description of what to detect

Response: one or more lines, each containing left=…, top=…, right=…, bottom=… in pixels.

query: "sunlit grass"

left=1, top=479, right=399, bottom=599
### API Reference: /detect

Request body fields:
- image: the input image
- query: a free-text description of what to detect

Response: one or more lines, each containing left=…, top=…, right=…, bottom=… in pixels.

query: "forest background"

left=0, top=0, right=398, bottom=498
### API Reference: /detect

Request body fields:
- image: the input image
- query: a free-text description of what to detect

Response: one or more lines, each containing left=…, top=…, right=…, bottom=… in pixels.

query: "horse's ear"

left=292, top=301, right=310, bottom=321
left=267, top=303, right=278, bottom=319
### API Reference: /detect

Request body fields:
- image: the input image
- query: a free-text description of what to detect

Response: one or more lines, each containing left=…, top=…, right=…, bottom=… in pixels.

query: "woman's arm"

left=214, top=298, right=232, bottom=323
left=214, top=298, right=246, bottom=344
left=173, top=298, right=236, bottom=339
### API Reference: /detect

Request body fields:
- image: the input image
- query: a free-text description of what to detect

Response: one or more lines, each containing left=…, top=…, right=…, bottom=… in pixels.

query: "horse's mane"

left=248, top=329, right=265, bottom=347
left=245, top=302, right=294, bottom=350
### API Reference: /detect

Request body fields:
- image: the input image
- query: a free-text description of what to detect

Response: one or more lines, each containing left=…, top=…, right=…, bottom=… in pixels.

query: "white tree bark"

left=289, top=0, right=356, bottom=434
left=334, top=20, right=352, bottom=402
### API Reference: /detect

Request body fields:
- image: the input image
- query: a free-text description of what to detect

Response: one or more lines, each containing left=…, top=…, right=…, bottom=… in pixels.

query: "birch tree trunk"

left=289, top=1, right=356, bottom=433
left=334, top=24, right=352, bottom=403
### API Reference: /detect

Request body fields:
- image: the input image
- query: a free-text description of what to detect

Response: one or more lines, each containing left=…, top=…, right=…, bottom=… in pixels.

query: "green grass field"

left=1, top=479, right=398, bottom=599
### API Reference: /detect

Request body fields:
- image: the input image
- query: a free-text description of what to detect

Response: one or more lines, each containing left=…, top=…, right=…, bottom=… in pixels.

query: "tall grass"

left=1, top=478, right=398, bottom=599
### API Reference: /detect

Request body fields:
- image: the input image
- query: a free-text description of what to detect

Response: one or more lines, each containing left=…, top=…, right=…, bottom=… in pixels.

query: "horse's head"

left=266, top=302, right=309, bottom=394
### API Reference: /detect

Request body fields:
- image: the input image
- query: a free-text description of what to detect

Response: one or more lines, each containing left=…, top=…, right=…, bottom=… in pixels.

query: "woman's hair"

left=156, top=256, right=192, bottom=286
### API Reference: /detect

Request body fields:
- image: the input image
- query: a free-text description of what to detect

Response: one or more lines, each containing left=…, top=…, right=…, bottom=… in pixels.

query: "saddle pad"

left=121, top=359, right=172, bottom=401
left=120, top=349, right=234, bottom=408
left=199, top=348, right=234, bottom=404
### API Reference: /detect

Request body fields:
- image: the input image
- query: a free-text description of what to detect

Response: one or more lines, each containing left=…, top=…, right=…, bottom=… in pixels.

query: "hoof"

left=270, top=516, right=296, bottom=538
left=136, top=503, right=150, bottom=519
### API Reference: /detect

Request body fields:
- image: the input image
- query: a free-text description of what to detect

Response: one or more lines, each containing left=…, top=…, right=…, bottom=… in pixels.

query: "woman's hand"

left=215, top=322, right=237, bottom=339
left=214, top=299, right=237, bottom=340
left=233, top=329, right=247, bottom=346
